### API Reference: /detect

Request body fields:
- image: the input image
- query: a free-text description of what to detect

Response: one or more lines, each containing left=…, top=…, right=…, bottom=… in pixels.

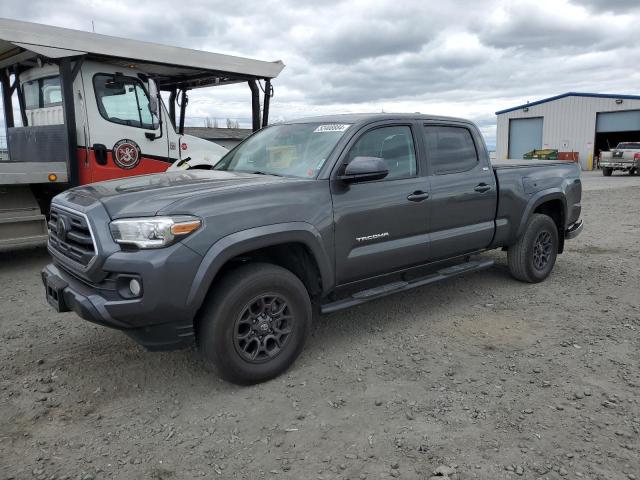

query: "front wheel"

left=629, top=168, right=637, bottom=176
left=197, top=263, right=311, bottom=385
left=602, top=167, right=612, bottom=176
left=507, top=214, right=559, bottom=283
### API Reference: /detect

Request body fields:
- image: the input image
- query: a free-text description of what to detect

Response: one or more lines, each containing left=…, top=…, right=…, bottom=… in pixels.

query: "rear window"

left=423, top=125, right=479, bottom=175
left=616, top=142, right=640, bottom=149
left=22, top=76, right=62, bottom=109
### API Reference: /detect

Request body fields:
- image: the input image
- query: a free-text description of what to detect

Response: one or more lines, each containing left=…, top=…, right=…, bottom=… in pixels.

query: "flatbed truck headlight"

left=110, top=216, right=201, bottom=248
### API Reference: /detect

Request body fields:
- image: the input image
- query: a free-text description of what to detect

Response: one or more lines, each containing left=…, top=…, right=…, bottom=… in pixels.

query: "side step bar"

left=320, top=258, right=495, bottom=314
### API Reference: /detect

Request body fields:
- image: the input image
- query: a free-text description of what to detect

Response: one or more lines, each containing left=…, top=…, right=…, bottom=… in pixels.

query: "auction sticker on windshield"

left=314, top=124, right=351, bottom=133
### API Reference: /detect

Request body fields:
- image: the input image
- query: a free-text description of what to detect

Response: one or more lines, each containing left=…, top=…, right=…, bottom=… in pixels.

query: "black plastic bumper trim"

left=565, top=220, right=583, bottom=240
left=41, top=264, right=194, bottom=350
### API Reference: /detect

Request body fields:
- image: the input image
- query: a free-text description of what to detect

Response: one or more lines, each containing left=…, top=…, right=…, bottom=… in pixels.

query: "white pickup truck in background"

left=599, top=142, right=640, bottom=176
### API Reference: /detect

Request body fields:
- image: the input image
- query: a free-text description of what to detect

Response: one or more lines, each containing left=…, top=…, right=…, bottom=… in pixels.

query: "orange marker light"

left=170, top=220, right=201, bottom=236
left=48, top=173, right=58, bottom=182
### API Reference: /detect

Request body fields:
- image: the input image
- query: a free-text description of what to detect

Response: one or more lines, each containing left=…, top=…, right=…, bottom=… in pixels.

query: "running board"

left=320, top=258, right=495, bottom=314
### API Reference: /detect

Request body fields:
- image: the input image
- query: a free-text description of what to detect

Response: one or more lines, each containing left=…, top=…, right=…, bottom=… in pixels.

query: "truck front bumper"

left=565, top=220, right=583, bottom=240
left=41, top=244, right=203, bottom=351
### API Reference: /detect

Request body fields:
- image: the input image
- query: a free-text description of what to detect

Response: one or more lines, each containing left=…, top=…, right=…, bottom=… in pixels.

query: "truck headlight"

left=110, top=216, right=201, bottom=249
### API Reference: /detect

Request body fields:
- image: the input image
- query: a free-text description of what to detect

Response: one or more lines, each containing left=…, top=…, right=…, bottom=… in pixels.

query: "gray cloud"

left=476, top=3, right=611, bottom=50
left=573, top=0, right=640, bottom=13
left=1, top=0, right=638, bottom=149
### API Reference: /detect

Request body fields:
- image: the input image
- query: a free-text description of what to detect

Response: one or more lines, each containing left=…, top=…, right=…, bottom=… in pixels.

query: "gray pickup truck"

left=42, top=114, right=583, bottom=384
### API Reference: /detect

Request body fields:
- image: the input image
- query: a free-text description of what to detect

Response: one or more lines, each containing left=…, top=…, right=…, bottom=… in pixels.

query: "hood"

left=67, top=170, right=302, bottom=218
left=173, top=134, right=229, bottom=169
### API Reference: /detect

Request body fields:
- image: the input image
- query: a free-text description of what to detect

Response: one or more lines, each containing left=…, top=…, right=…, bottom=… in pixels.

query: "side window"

left=424, top=126, right=478, bottom=175
left=41, top=77, right=62, bottom=107
left=22, top=76, right=62, bottom=109
left=347, top=126, right=417, bottom=180
left=23, top=80, right=40, bottom=110
left=93, top=74, right=157, bottom=129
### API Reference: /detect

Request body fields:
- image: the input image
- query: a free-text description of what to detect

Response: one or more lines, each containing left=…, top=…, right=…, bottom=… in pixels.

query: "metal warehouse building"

left=496, top=92, right=640, bottom=170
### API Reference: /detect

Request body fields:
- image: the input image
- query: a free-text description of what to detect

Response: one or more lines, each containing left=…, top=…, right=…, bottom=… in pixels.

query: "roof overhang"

left=496, top=92, right=640, bottom=115
left=0, top=18, right=284, bottom=89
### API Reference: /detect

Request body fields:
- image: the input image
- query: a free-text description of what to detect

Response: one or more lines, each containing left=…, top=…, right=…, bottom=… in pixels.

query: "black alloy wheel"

left=198, top=263, right=312, bottom=385
left=507, top=213, right=559, bottom=283
left=532, top=230, right=553, bottom=271
left=233, top=294, right=293, bottom=363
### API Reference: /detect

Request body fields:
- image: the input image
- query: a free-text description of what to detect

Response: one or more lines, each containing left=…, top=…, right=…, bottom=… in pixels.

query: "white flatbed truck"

left=0, top=18, right=283, bottom=250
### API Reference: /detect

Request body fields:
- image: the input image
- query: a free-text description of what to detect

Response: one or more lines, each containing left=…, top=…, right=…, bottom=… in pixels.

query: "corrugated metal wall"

left=496, top=95, right=640, bottom=169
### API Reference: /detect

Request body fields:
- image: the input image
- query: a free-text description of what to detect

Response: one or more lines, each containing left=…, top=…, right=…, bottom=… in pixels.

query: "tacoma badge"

left=356, top=232, right=389, bottom=242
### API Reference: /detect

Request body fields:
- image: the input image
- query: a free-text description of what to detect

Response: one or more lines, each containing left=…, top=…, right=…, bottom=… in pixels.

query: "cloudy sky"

left=1, top=0, right=639, bottom=148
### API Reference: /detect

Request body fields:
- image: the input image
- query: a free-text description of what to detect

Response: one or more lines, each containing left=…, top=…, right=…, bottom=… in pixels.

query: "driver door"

left=81, top=61, right=170, bottom=183
left=331, top=123, right=431, bottom=285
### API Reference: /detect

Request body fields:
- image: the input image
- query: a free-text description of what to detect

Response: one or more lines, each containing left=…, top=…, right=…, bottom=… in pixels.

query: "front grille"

left=48, top=205, right=96, bottom=266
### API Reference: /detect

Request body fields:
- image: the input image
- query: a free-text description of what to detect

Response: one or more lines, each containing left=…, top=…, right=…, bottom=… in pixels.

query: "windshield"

left=214, top=123, right=351, bottom=178
left=616, top=142, right=640, bottom=149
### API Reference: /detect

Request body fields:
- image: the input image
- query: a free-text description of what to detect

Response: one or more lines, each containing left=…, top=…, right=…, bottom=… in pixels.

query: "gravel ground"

left=1, top=171, right=639, bottom=480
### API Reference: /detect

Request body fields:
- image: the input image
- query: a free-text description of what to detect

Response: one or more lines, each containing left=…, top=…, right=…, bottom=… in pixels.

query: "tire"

left=197, top=262, right=311, bottom=385
left=507, top=214, right=559, bottom=283
left=629, top=168, right=637, bottom=176
left=602, top=167, right=612, bottom=176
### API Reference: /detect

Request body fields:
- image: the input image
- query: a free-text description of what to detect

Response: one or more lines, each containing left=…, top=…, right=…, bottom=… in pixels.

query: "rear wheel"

left=508, top=214, right=559, bottom=283
left=602, top=167, right=612, bottom=176
left=197, top=263, right=311, bottom=385
left=629, top=168, right=637, bottom=176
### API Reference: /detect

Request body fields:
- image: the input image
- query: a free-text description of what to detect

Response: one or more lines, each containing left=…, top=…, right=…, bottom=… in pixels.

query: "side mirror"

left=339, top=156, right=388, bottom=183
left=148, top=79, right=159, bottom=115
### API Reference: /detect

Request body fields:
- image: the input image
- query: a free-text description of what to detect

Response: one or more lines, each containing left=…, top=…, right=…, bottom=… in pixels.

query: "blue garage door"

left=596, top=110, right=640, bottom=132
left=508, top=117, right=543, bottom=159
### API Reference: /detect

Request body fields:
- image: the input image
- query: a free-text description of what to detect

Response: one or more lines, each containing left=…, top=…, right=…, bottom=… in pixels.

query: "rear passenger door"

left=422, top=123, right=497, bottom=260
left=331, top=123, right=430, bottom=284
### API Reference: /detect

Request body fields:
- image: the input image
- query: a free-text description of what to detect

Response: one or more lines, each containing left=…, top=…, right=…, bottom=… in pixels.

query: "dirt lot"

left=1, top=171, right=639, bottom=480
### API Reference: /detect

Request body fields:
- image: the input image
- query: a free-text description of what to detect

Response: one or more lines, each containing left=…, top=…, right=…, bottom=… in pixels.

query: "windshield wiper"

left=251, top=170, right=283, bottom=177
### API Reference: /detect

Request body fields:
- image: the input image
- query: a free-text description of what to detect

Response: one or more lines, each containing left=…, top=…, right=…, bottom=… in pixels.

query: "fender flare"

left=516, top=189, right=567, bottom=240
left=186, top=222, right=334, bottom=312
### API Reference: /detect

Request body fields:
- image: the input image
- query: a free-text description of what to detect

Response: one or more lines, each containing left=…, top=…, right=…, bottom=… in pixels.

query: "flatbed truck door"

left=422, top=124, right=497, bottom=261
left=81, top=61, right=171, bottom=183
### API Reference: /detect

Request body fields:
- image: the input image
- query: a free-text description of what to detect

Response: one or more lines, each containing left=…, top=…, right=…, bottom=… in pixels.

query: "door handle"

left=474, top=183, right=491, bottom=193
left=407, top=191, right=429, bottom=202
left=92, top=144, right=108, bottom=165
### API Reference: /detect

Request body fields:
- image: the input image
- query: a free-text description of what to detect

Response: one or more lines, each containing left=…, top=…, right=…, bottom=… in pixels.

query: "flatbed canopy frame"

left=0, top=17, right=283, bottom=134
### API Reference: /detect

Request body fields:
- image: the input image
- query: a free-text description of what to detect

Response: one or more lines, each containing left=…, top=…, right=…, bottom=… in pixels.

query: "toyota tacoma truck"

left=42, top=114, right=583, bottom=384
left=599, top=142, right=640, bottom=176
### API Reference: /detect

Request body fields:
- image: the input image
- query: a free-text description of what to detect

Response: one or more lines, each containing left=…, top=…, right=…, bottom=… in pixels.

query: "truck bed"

left=491, top=159, right=578, bottom=169
left=489, top=159, right=582, bottom=249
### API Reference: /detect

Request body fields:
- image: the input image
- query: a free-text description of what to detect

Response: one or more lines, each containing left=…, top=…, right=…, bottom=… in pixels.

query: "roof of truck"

left=286, top=113, right=473, bottom=125
left=0, top=18, right=284, bottom=88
